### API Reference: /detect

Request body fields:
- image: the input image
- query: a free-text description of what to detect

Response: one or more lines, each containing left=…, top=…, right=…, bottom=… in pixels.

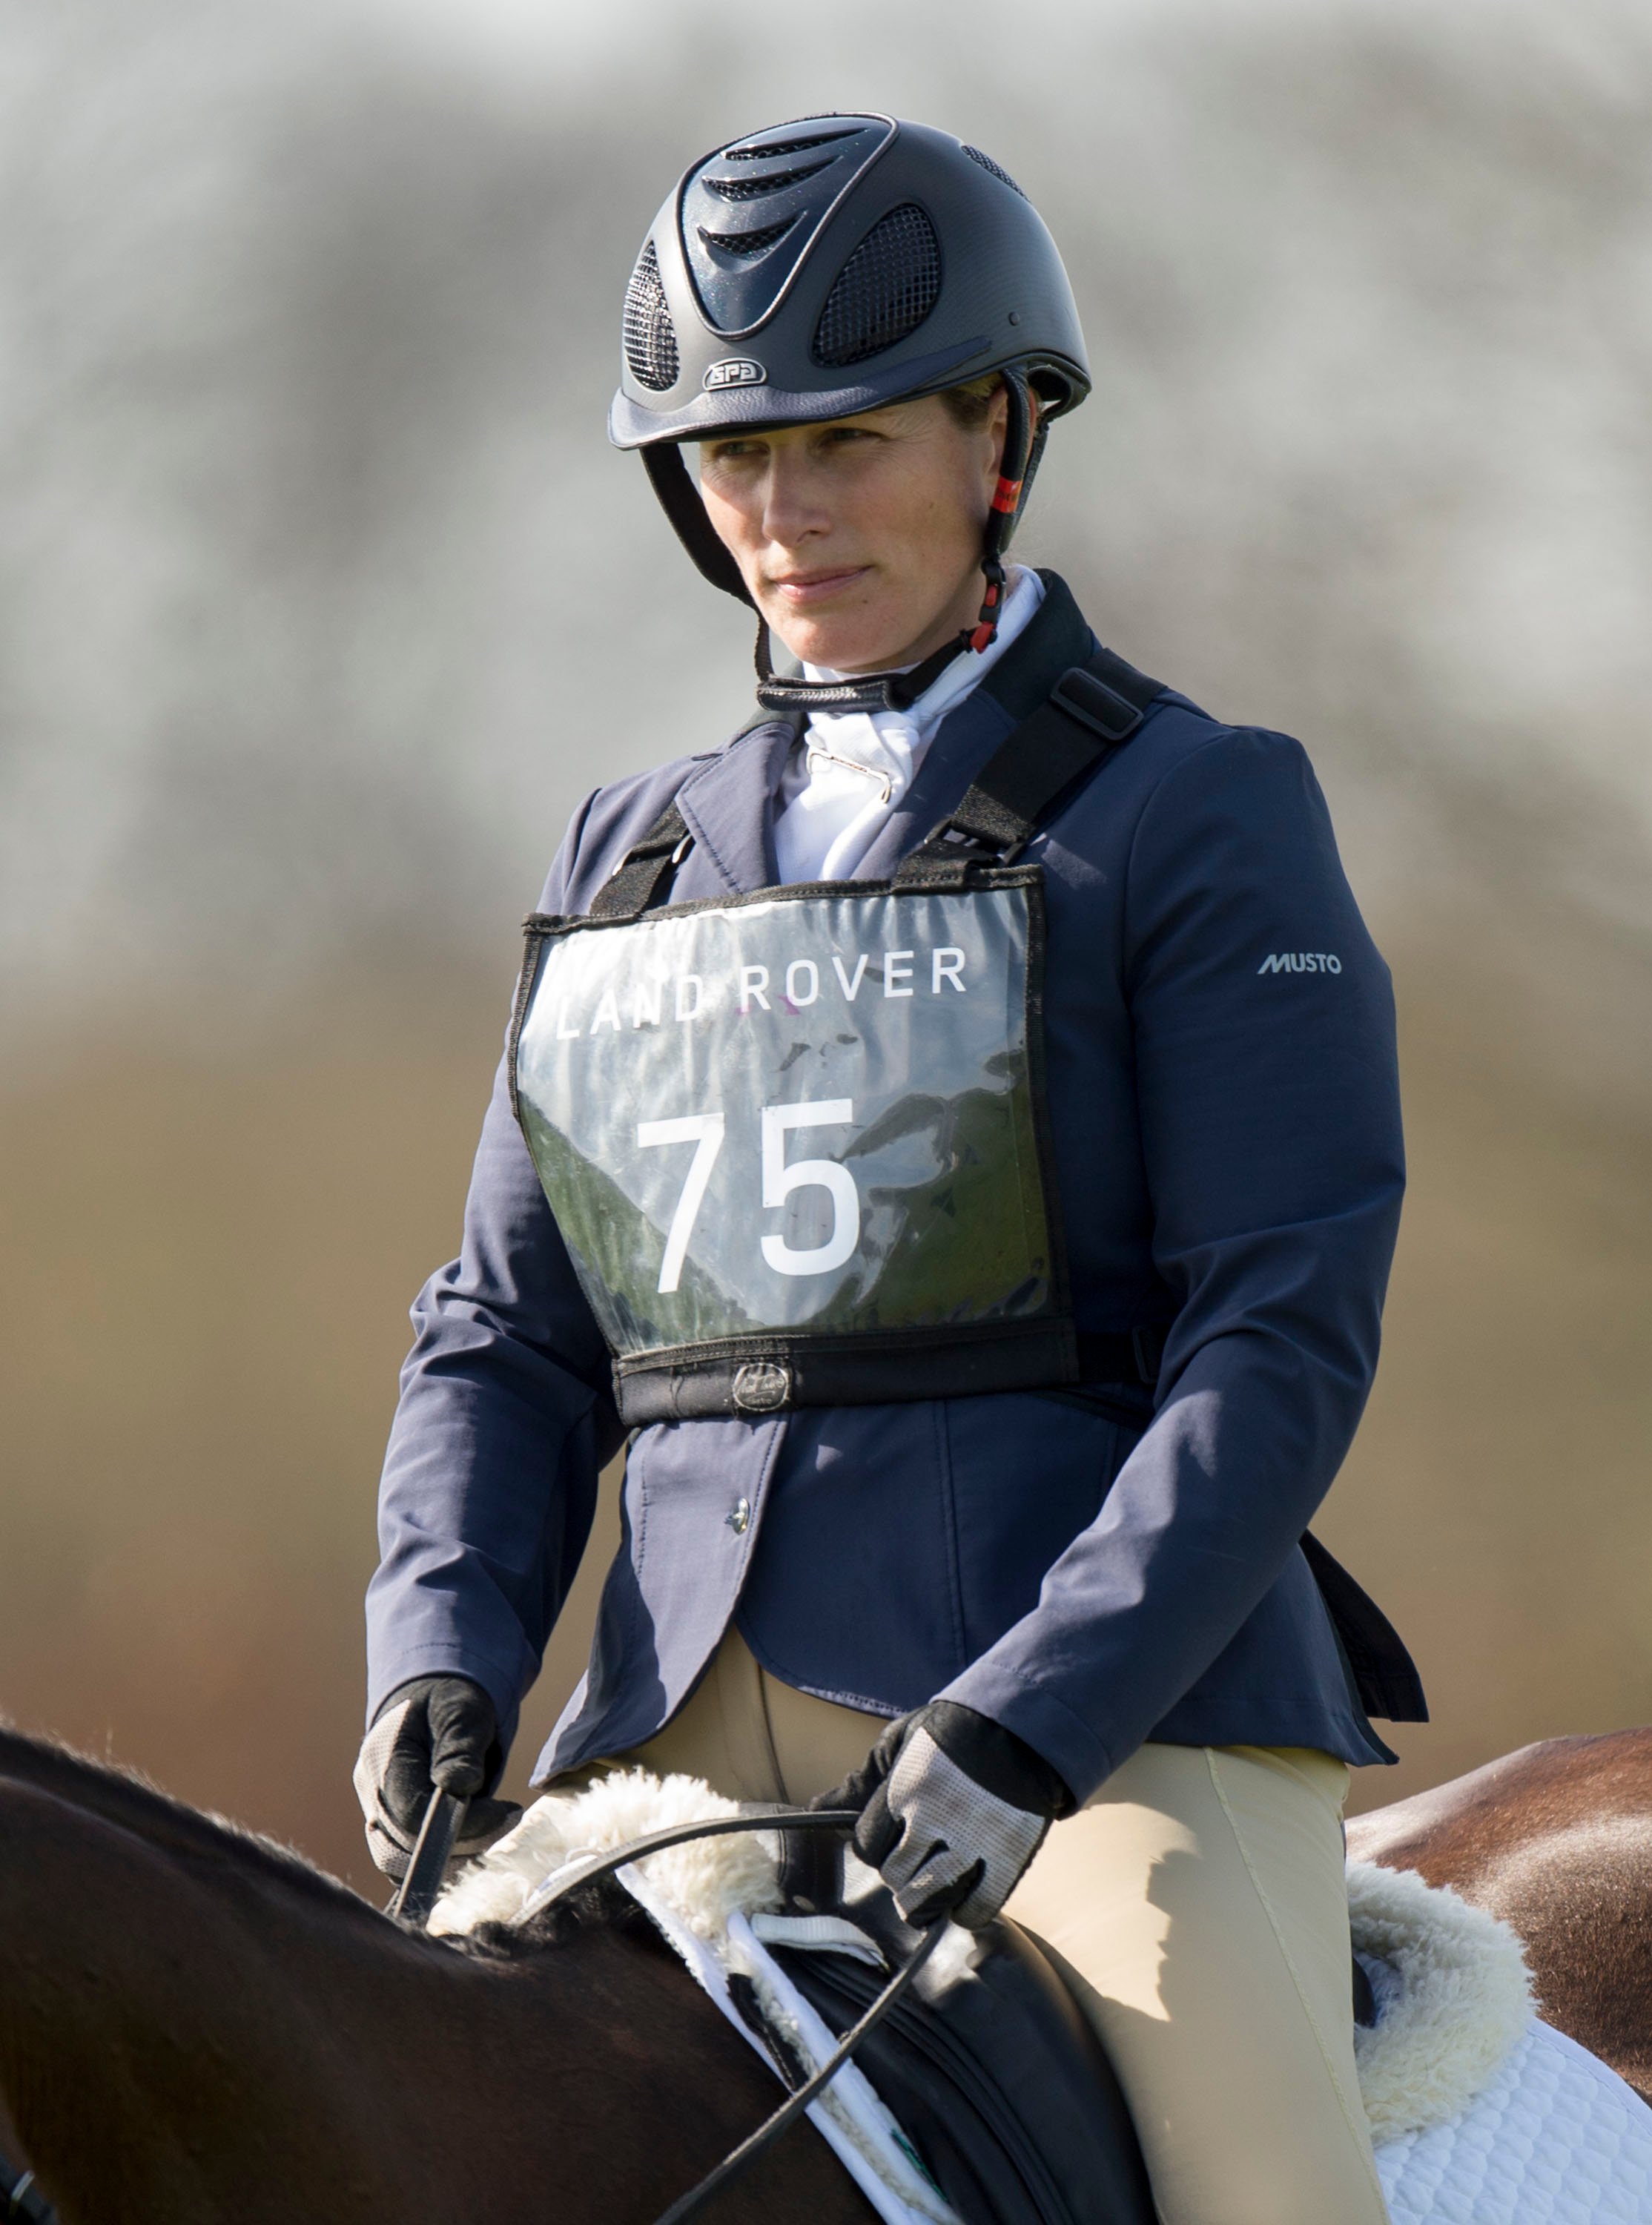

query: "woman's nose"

left=758, top=454, right=832, bottom=549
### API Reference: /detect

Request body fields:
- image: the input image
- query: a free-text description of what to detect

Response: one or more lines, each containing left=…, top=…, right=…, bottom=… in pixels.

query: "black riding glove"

left=820, top=1701, right=1073, bottom=1930
left=353, top=1675, right=521, bottom=1882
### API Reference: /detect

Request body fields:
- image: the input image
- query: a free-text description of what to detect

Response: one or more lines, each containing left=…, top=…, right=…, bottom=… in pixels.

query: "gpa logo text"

left=704, top=358, right=768, bottom=391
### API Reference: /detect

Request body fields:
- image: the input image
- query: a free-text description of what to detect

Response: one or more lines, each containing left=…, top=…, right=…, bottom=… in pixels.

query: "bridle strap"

left=524, top=1804, right=859, bottom=1911
left=389, top=1787, right=469, bottom=1928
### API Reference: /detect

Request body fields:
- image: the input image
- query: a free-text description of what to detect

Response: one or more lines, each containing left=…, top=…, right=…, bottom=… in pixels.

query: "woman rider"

left=356, top=115, right=1423, bottom=2223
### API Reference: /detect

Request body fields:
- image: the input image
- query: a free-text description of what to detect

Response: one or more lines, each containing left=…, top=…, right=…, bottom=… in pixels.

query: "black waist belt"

left=1076, top=1326, right=1164, bottom=1388
left=613, top=1322, right=1166, bottom=1425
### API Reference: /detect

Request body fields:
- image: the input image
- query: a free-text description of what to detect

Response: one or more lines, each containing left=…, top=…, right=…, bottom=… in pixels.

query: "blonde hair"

left=939, top=374, right=1004, bottom=431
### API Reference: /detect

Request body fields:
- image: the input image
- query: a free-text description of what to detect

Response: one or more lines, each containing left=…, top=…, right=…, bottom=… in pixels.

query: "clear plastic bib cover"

left=513, top=883, right=1055, bottom=1360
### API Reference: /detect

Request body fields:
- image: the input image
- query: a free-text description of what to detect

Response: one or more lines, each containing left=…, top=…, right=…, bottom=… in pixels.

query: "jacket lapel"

left=673, top=719, right=797, bottom=897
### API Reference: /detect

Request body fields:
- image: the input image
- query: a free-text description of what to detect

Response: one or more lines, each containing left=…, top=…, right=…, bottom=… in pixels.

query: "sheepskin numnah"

left=1347, top=1858, right=1533, bottom=2142
left=431, top=1767, right=782, bottom=1942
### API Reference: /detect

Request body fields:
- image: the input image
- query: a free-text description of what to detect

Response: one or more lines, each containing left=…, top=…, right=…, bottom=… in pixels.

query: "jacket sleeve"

left=363, top=795, right=628, bottom=1744
left=943, top=726, right=1406, bottom=1801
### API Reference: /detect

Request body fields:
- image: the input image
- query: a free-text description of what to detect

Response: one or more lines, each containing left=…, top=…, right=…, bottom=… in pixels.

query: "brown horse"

left=4, top=1725, right=1649, bottom=2219
left=0, top=1726, right=873, bottom=2224
left=1347, top=1727, right=1652, bottom=2103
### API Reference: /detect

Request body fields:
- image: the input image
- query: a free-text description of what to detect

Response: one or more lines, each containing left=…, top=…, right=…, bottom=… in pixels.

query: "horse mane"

left=452, top=1876, right=664, bottom=1962
left=0, top=1719, right=377, bottom=1925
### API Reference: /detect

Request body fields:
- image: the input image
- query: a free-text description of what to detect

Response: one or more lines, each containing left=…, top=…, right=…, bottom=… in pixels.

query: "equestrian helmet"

left=610, top=113, right=1090, bottom=606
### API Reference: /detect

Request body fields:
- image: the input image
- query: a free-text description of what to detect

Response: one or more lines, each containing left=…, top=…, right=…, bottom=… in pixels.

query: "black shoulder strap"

left=587, top=801, right=693, bottom=920
left=894, top=645, right=1165, bottom=885
left=508, top=797, right=696, bottom=1121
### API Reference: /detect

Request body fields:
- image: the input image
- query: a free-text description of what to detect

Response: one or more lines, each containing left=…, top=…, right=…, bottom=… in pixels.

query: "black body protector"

left=514, top=116, right=1133, bottom=1425
left=509, top=649, right=1163, bottom=1425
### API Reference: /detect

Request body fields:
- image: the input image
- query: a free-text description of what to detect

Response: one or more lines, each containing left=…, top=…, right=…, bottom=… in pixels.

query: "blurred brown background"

left=2, top=0, right=1648, bottom=1899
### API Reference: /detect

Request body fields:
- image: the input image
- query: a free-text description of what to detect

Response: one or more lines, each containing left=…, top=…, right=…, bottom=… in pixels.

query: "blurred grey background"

left=2, top=0, right=1648, bottom=1892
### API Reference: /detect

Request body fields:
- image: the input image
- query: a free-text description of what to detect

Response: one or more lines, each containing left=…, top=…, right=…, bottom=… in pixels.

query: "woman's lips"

left=770, top=566, right=870, bottom=607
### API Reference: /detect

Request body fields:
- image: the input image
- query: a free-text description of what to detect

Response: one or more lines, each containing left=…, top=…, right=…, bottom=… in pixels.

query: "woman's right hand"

left=353, top=1675, right=521, bottom=1880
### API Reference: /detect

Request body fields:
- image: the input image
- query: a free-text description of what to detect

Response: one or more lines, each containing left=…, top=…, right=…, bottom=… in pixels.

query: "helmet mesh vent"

left=721, top=128, right=862, bottom=162
left=698, top=217, right=796, bottom=259
left=812, top=204, right=942, bottom=368
left=623, top=240, right=679, bottom=392
left=702, top=162, right=831, bottom=201
left=962, top=145, right=1028, bottom=200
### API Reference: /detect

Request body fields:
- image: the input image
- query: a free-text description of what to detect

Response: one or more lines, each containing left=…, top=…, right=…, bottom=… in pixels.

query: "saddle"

left=771, top=1830, right=1156, bottom=2225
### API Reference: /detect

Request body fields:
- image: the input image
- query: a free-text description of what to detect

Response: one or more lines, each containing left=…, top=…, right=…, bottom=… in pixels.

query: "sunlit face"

left=696, top=389, right=1009, bottom=674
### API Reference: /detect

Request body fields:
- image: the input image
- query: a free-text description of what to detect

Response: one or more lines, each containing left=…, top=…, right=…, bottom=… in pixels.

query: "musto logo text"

left=1258, top=952, right=1342, bottom=975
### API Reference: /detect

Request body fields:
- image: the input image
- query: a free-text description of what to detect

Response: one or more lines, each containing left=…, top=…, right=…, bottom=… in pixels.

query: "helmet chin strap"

left=750, top=372, right=1042, bottom=716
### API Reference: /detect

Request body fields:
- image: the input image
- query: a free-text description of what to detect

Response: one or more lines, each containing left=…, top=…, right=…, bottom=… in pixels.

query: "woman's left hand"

left=821, top=1701, right=1072, bottom=1929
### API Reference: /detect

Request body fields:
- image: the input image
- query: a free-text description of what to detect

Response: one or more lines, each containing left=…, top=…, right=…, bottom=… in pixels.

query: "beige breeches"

left=612, top=1627, right=1390, bottom=2225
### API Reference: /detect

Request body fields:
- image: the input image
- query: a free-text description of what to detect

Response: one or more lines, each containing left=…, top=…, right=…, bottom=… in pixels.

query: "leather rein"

left=391, top=1792, right=956, bottom=2225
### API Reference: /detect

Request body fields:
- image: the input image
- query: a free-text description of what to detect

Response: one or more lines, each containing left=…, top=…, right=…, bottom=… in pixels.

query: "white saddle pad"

left=1377, top=2017, right=1652, bottom=2224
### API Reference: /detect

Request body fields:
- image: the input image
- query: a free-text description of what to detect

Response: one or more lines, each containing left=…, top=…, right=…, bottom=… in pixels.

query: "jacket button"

left=726, top=1497, right=751, bottom=1536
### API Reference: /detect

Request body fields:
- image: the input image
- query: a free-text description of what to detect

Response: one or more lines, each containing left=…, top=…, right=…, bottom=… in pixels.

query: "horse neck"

left=0, top=1768, right=460, bottom=2221
left=0, top=1763, right=870, bottom=2224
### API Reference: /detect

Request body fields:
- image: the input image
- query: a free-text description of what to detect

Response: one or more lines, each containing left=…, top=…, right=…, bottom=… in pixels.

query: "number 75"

left=637, top=1098, right=859, bottom=1293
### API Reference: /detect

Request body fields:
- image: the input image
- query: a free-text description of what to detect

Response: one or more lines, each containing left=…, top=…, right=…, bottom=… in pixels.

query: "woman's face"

left=696, top=387, right=1009, bottom=674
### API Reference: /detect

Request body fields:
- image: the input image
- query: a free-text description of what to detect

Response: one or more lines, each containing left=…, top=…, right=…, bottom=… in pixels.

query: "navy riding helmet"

left=609, top=114, right=1091, bottom=700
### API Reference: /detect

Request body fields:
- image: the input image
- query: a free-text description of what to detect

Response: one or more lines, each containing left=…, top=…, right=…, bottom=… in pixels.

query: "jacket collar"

left=671, top=570, right=1095, bottom=897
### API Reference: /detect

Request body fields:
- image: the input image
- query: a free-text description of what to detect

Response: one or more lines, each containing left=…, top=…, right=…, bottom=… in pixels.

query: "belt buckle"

left=732, top=1359, right=792, bottom=1414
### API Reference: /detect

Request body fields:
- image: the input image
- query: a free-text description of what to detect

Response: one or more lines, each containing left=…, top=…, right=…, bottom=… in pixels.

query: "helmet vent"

left=622, top=240, right=679, bottom=392
left=812, top=204, right=942, bottom=368
left=701, top=162, right=833, bottom=202
left=697, top=217, right=797, bottom=259
left=721, top=128, right=863, bottom=162
left=962, top=145, right=1028, bottom=200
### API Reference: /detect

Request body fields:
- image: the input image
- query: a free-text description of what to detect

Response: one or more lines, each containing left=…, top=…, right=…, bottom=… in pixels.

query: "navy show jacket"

left=366, top=574, right=1415, bottom=1802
